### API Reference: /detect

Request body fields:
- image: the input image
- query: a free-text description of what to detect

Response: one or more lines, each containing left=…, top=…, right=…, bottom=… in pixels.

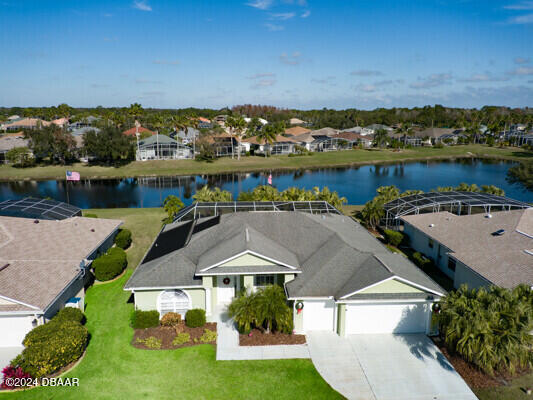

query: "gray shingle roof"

left=126, top=211, right=445, bottom=299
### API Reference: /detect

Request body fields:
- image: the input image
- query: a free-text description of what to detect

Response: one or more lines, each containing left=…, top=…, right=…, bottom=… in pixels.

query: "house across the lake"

left=0, top=198, right=122, bottom=347
left=125, top=202, right=445, bottom=336
left=402, top=208, right=533, bottom=290
left=136, top=134, right=193, bottom=161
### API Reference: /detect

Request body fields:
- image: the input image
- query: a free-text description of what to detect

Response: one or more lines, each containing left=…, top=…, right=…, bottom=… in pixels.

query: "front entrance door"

left=217, top=276, right=235, bottom=304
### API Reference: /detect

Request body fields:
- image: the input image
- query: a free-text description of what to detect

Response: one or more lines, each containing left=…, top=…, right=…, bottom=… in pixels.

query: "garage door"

left=0, top=315, right=33, bottom=347
left=303, top=300, right=335, bottom=331
left=345, top=302, right=430, bottom=334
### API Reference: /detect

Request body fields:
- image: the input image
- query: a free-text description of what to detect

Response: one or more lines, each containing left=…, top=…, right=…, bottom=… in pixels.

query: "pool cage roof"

left=0, top=197, right=82, bottom=220
left=383, top=191, right=530, bottom=228
left=173, top=201, right=341, bottom=223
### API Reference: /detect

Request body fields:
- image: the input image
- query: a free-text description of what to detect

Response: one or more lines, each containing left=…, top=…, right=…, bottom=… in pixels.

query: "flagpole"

left=65, top=172, right=70, bottom=204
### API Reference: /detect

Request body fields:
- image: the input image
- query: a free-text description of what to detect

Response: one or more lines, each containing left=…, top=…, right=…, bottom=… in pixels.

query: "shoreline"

left=0, top=145, right=530, bottom=182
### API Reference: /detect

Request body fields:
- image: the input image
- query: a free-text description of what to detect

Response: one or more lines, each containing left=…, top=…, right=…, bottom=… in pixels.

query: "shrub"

left=53, top=307, right=85, bottom=325
left=114, top=229, right=132, bottom=249
left=185, top=309, right=206, bottom=328
left=84, top=213, right=98, bottom=218
left=131, top=310, right=160, bottom=329
left=412, top=252, right=433, bottom=270
left=172, top=332, right=191, bottom=346
left=160, top=312, right=181, bottom=327
left=1, top=366, right=32, bottom=389
left=136, top=336, right=161, bottom=349
left=194, top=329, right=217, bottom=343
left=384, top=229, right=404, bottom=247
left=17, top=321, right=88, bottom=378
left=92, top=247, right=127, bottom=281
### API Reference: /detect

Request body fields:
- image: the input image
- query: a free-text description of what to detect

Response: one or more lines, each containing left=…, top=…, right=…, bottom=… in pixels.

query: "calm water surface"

left=0, top=159, right=530, bottom=208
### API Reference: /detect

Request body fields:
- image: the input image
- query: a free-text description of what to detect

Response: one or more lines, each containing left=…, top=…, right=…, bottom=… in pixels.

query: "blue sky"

left=0, top=0, right=531, bottom=109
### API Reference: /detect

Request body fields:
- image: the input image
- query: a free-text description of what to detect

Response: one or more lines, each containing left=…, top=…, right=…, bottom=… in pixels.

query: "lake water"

left=0, top=159, right=531, bottom=208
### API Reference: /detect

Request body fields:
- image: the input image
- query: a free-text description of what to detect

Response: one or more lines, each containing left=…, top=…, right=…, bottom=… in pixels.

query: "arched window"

left=157, top=290, right=191, bottom=317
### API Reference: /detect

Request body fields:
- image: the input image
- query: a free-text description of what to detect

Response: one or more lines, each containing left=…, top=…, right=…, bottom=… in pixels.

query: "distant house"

left=196, top=117, right=212, bottom=129
left=0, top=205, right=122, bottom=347
left=285, top=126, right=311, bottom=136
left=51, top=117, right=69, bottom=127
left=170, top=127, right=200, bottom=144
left=341, top=126, right=363, bottom=134
left=310, top=127, right=339, bottom=137
left=363, top=124, right=393, bottom=136
left=0, top=132, right=31, bottom=163
left=123, top=126, right=155, bottom=137
left=214, top=115, right=228, bottom=127
left=337, top=131, right=372, bottom=148
left=136, top=134, right=193, bottom=161
left=413, top=128, right=455, bottom=144
left=246, top=134, right=299, bottom=155
left=1, top=118, right=51, bottom=132
left=289, top=117, right=307, bottom=125
left=69, top=116, right=100, bottom=130
left=438, top=133, right=466, bottom=145
left=205, top=134, right=247, bottom=156
left=402, top=209, right=533, bottom=290
left=71, top=126, right=101, bottom=137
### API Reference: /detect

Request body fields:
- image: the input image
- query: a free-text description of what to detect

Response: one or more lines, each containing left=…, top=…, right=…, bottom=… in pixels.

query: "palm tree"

left=232, top=116, right=246, bottom=160
left=361, top=198, right=384, bottom=230
left=128, top=103, right=144, bottom=122
left=192, top=185, right=233, bottom=202
left=254, top=285, right=292, bottom=334
left=225, top=116, right=237, bottom=159
left=312, top=186, right=347, bottom=209
left=163, top=195, right=184, bottom=224
left=228, top=290, right=259, bottom=334
left=255, top=125, right=277, bottom=157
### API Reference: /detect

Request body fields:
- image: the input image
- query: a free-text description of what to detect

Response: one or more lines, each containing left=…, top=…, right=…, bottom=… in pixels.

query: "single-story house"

left=245, top=134, right=300, bottom=155
left=0, top=132, right=31, bottom=164
left=69, top=116, right=100, bottom=130
left=289, top=118, right=307, bottom=125
left=402, top=209, right=533, bottom=290
left=0, top=213, right=122, bottom=346
left=285, top=126, right=311, bottom=136
left=123, top=126, right=155, bottom=137
left=413, top=128, right=455, bottom=144
left=125, top=205, right=445, bottom=336
left=310, top=127, right=339, bottom=137
left=1, top=118, right=51, bottom=132
left=337, top=131, right=372, bottom=148
left=136, top=134, right=193, bottom=161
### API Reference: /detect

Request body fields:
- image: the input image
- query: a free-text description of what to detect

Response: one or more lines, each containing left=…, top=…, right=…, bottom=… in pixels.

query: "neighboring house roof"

left=285, top=126, right=311, bottom=136
left=123, top=126, right=155, bottom=136
left=0, top=197, right=81, bottom=220
left=289, top=118, right=306, bottom=125
left=173, top=127, right=199, bottom=140
left=138, top=134, right=180, bottom=146
left=0, top=215, right=122, bottom=312
left=197, top=117, right=211, bottom=123
left=245, top=134, right=299, bottom=145
left=2, top=118, right=51, bottom=129
left=71, top=126, right=101, bottom=136
left=413, top=128, right=455, bottom=138
left=341, top=126, right=363, bottom=134
left=336, top=132, right=368, bottom=141
left=292, top=133, right=316, bottom=143
left=51, top=118, right=69, bottom=126
left=125, top=210, right=445, bottom=299
left=365, top=124, right=393, bottom=131
left=0, top=133, right=30, bottom=151
left=311, top=127, right=339, bottom=137
left=7, top=115, right=21, bottom=120
left=401, top=209, right=533, bottom=288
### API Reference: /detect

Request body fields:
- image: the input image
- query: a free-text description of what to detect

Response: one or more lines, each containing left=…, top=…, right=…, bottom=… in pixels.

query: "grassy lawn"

left=1, top=208, right=341, bottom=400
left=0, top=144, right=531, bottom=181
left=475, top=375, right=533, bottom=400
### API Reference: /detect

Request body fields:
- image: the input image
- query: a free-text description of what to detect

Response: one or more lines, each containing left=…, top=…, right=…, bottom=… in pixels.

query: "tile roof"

left=122, top=126, right=155, bottom=136
left=245, top=134, right=299, bottom=145
left=285, top=126, right=311, bottom=136
left=0, top=216, right=122, bottom=311
left=402, top=209, right=533, bottom=288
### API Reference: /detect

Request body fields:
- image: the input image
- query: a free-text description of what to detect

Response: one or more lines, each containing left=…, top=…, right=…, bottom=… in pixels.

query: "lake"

left=0, top=159, right=531, bottom=208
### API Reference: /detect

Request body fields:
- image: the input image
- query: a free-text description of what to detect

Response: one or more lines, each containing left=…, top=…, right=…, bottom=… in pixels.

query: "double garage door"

left=345, top=302, right=430, bottom=335
left=0, top=315, right=34, bottom=347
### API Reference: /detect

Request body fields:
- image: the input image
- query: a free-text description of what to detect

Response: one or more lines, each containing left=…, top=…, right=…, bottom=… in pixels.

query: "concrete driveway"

left=307, top=331, right=477, bottom=400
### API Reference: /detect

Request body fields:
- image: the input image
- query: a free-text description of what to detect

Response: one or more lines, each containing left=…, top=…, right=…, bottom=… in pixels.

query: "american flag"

left=66, top=170, right=80, bottom=181
left=267, top=173, right=272, bottom=185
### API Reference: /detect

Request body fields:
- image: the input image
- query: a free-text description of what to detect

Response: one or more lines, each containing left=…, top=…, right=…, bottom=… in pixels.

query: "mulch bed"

left=239, top=329, right=306, bottom=346
left=432, top=337, right=530, bottom=389
left=132, top=322, right=217, bottom=350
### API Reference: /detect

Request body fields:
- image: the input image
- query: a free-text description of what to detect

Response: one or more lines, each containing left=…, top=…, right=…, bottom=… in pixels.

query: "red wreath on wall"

left=223, top=277, right=230, bottom=285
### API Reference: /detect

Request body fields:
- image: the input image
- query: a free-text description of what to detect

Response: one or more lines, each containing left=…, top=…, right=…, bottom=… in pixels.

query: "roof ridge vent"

left=245, top=227, right=250, bottom=242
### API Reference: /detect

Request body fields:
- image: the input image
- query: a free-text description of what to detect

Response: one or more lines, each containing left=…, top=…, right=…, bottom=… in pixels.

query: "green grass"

left=475, top=375, right=533, bottom=400
left=1, top=144, right=531, bottom=181
left=2, top=208, right=341, bottom=400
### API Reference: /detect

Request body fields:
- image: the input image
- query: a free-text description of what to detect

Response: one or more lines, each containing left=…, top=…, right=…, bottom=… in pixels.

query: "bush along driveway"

left=2, top=272, right=341, bottom=400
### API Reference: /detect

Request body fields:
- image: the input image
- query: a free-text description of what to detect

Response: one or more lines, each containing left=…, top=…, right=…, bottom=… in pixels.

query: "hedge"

left=17, top=321, right=88, bottom=378
left=92, top=247, right=127, bottom=281
left=114, top=229, right=132, bottom=249
left=53, top=307, right=85, bottom=325
left=384, top=229, right=404, bottom=247
left=131, top=310, right=160, bottom=329
left=185, top=309, right=206, bottom=328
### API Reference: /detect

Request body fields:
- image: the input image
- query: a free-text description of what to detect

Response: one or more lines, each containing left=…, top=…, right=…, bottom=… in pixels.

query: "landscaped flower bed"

left=132, top=322, right=217, bottom=350
left=239, top=329, right=306, bottom=346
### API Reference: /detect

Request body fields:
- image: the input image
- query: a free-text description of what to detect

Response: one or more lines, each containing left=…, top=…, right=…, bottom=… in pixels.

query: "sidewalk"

left=214, top=305, right=309, bottom=361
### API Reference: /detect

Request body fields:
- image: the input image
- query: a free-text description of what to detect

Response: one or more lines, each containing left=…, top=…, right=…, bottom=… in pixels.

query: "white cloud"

left=247, top=0, right=273, bottom=10
left=508, top=66, right=533, bottom=75
left=409, top=73, right=452, bottom=89
left=252, top=79, right=277, bottom=89
left=457, top=72, right=509, bottom=83
left=280, top=51, right=302, bottom=65
left=153, top=59, right=180, bottom=65
left=514, top=57, right=531, bottom=64
left=350, top=69, right=383, bottom=77
left=133, top=1, right=152, bottom=11
left=301, top=10, right=311, bottom=18
left=248, top=72, right=276, bottom=79
left=270, top=12, right=295, bottom=20
left=265, top=23, right=284, bottom=31
left=507, top=13, right=533, bottom=23
left=504, top=1, right=533, bottom=9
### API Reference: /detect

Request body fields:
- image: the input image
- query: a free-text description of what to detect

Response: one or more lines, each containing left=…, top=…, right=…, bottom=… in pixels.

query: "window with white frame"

left=254, top=275, right=275, bottom=287
left=157, top=289, right=191, bottom=317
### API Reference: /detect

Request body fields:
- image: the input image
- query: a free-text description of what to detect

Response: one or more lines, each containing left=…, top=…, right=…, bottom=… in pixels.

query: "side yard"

left=1, top=207, right=341, bottom=400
